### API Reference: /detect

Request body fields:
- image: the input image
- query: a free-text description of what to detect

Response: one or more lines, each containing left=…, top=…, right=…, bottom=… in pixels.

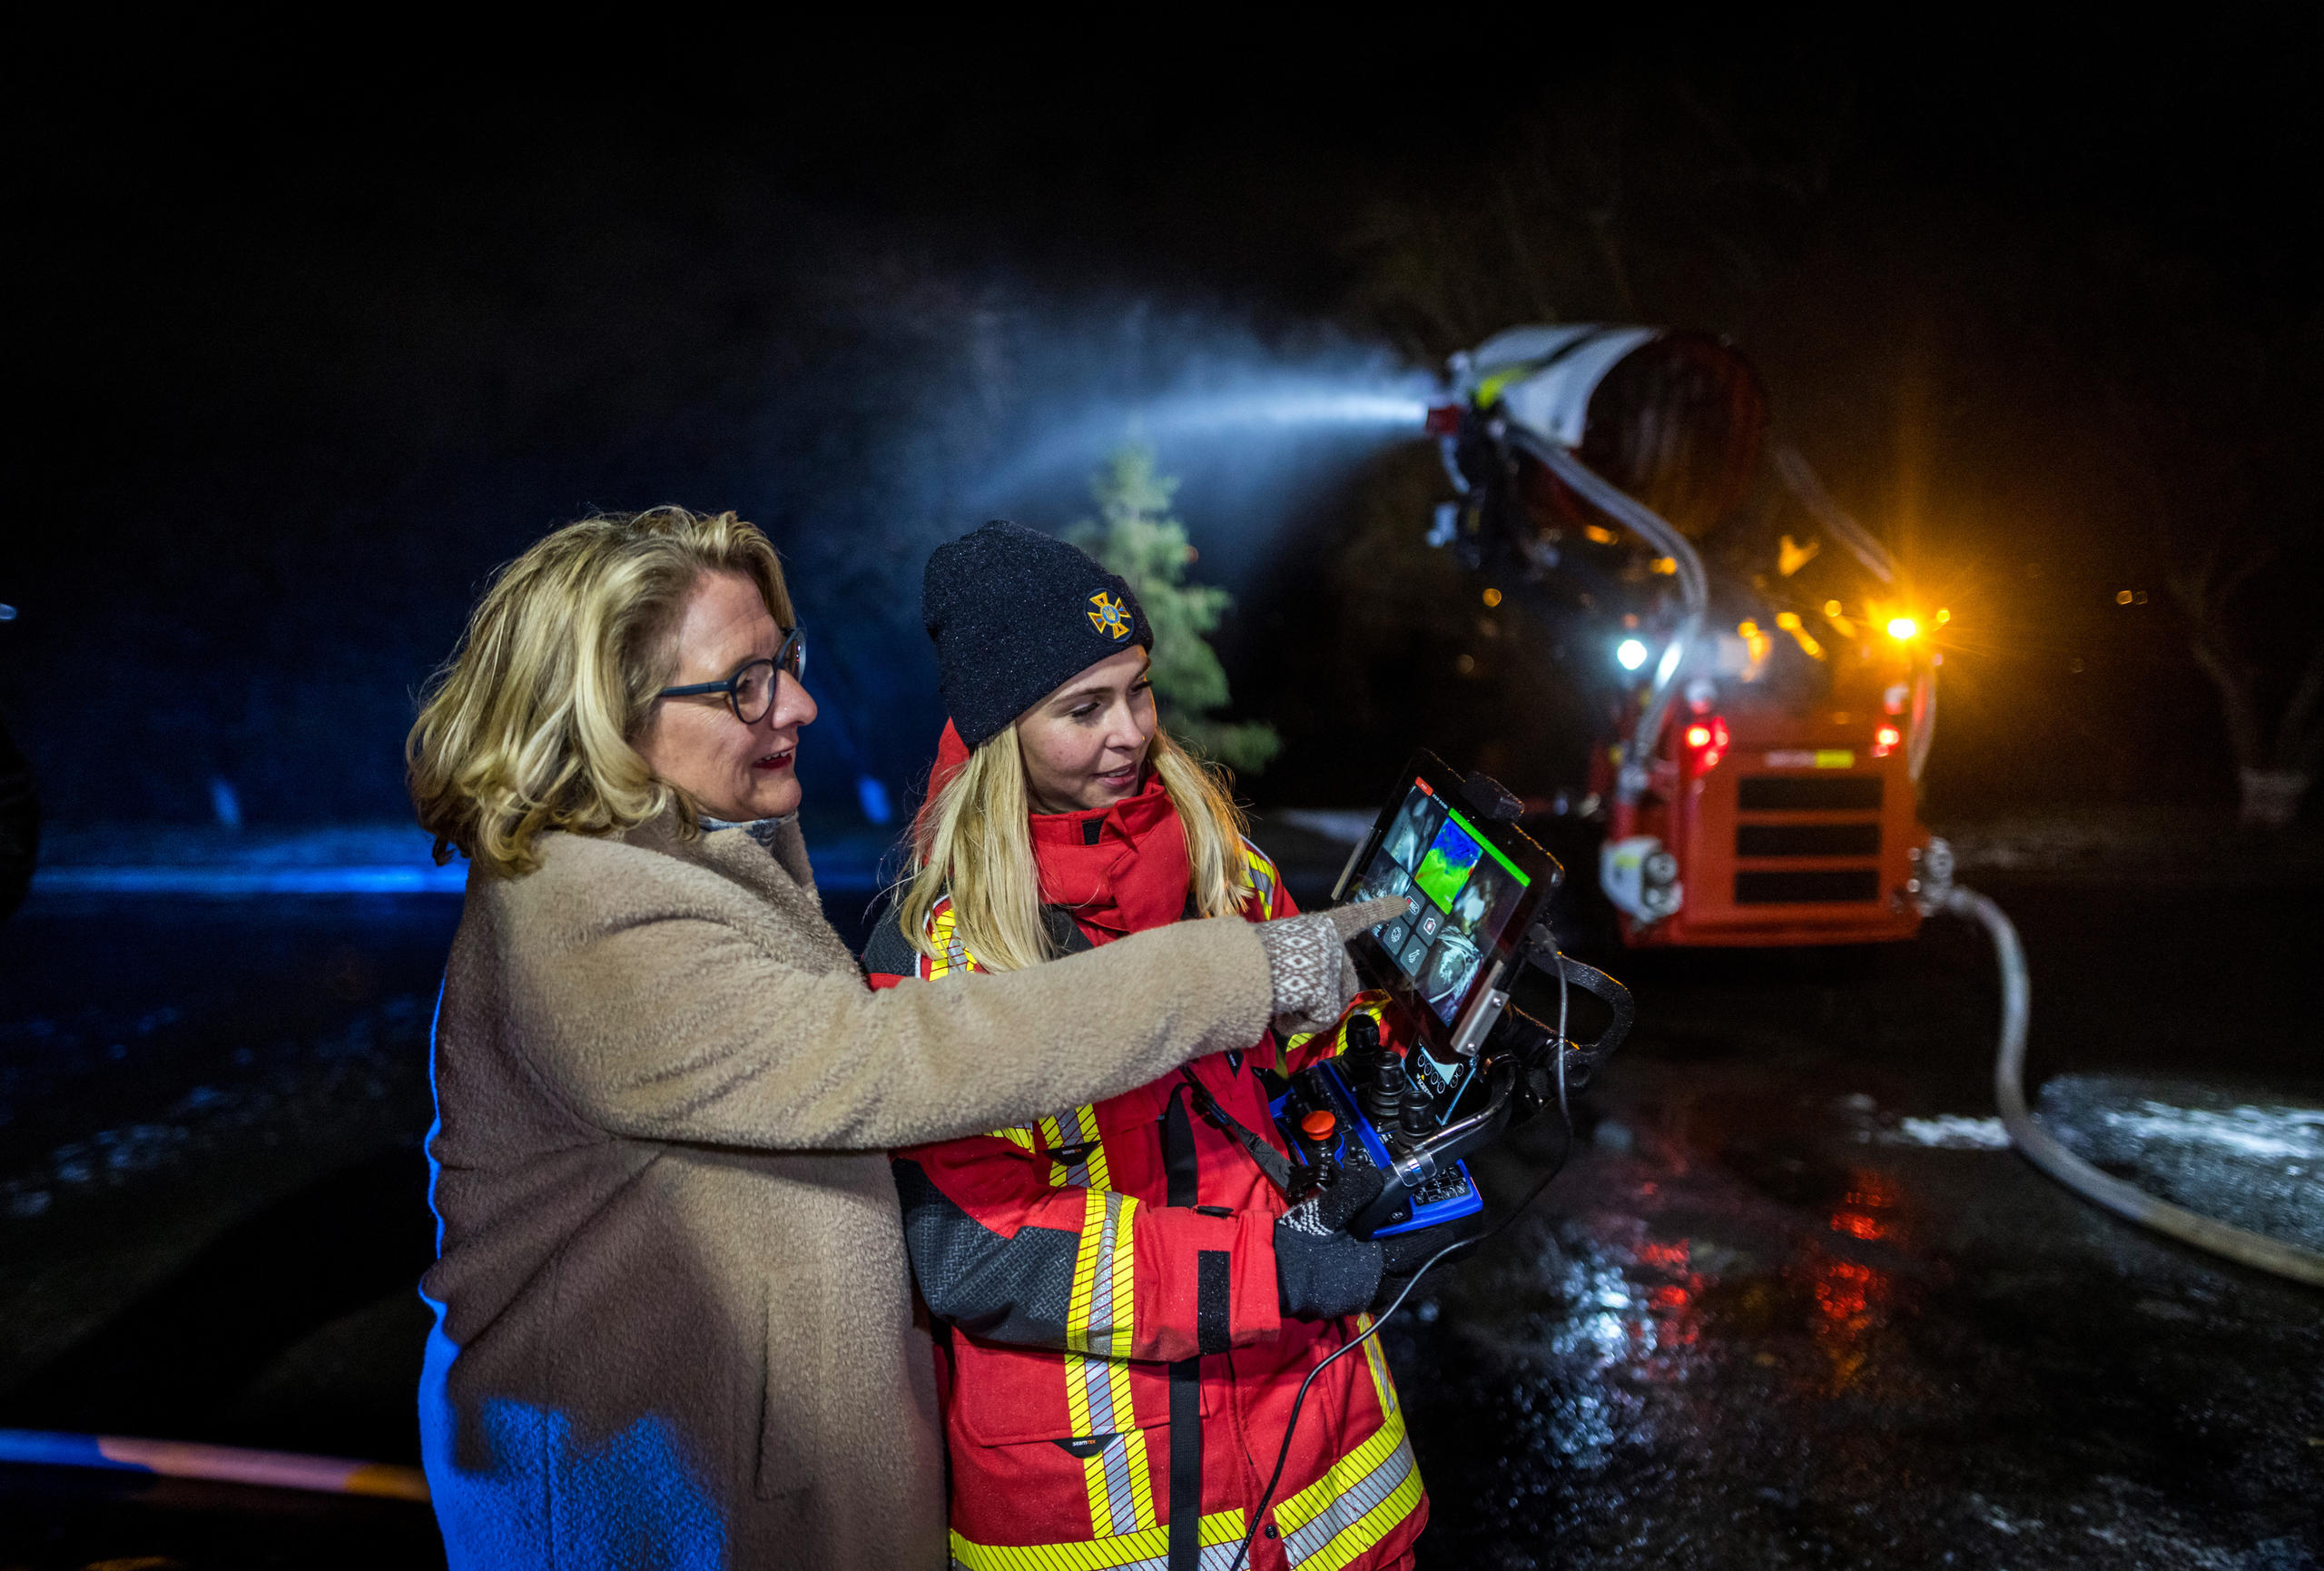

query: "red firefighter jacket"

left=864, top=727, right=1426, bottom=1571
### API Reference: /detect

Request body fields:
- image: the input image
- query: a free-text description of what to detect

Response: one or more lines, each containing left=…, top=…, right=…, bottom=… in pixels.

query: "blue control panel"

left=1272, top=1059, right=1484, bottom=1238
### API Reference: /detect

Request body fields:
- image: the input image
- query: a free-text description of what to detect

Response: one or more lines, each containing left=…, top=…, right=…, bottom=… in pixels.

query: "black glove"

left=1274, top=1167, right=1385, bottom=1319
left=1369, top=1216, right=1484, bottom=1311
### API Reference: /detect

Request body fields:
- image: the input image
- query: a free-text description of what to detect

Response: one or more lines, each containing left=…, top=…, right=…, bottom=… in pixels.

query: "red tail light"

left=1684, top=715, right=1731, bottom=773
left=1873, top=724, right=1902, bottom=758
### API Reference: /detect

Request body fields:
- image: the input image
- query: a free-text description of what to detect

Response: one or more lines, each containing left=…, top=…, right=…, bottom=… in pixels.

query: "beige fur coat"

left=419, top=811, right=1273, bottom=1568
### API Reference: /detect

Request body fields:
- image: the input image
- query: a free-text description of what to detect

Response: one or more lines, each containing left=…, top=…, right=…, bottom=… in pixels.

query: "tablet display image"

left=1447, top=858, right=1524, bottom=947
left=1354, top=770, right=1542, bottom=1017
left=1354, top=845, right=1413, bottom=906
left=1381, top=790, right=1443, bottom=874
left=1412, top=816, right=1484, bottom=914
left=1420, top=927, right=1484, bottom=1023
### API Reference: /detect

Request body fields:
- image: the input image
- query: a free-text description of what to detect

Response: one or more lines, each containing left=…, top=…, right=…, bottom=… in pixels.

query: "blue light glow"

left=420, top=1311, right=727, bottom=1569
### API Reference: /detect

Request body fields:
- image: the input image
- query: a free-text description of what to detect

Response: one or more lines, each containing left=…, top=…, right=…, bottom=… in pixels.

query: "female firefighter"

left=865, top=520, right=1438, bottom=1571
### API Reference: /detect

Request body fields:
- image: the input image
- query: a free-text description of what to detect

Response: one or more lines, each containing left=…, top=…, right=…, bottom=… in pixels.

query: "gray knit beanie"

left=921, top=520, right=1153, bottom=748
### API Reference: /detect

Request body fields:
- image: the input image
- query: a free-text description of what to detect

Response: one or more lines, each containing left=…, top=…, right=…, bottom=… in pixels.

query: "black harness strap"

left=1162, top=1085, right=1203, bottom=1571
left=1176, top=1069, right=1294, bottom=1197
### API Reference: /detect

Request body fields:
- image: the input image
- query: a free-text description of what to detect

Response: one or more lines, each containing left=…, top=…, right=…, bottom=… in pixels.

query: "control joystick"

left=1364, top=1053, right=1409, bottom=1131
left=1341, top=1013, right=1384, bottom=1078
left=1399, top=1076, right=1433, bottom=1139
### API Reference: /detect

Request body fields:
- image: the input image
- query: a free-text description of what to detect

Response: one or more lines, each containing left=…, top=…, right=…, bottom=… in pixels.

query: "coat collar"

left=1028, top=773, right=1189, bottom=942
left=621, top=806, right=856, bottom=971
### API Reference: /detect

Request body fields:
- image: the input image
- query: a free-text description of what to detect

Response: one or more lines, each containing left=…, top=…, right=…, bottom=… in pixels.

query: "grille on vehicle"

left=1735, top=869, right=1882, bottom=904
left=1738, top=776, right=1882, bottom=812
left=1736, top=822, right=1881, bottom=857
left=1733, top=774, right=1884, bottom=904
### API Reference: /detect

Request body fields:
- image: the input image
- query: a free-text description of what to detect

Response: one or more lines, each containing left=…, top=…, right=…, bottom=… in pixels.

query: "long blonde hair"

left=900, top=727, right=1252, bottom=971
left=407, top=508, right=795, bottom=877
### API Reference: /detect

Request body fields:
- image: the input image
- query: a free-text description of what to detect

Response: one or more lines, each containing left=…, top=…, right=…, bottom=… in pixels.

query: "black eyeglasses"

left=655, top=626, right=806, bottom=725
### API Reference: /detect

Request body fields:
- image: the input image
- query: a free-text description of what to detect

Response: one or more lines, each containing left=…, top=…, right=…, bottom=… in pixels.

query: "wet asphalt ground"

left=0, top=833, right=2317, bottom=1568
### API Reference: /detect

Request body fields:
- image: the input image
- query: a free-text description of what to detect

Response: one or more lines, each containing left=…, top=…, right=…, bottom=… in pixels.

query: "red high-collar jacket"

left=865, top=725, right=1426, bottom=1571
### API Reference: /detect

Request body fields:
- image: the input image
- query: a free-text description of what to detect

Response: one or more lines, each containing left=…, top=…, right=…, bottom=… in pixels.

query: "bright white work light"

left=1616, top=637, right=1649, bottom=671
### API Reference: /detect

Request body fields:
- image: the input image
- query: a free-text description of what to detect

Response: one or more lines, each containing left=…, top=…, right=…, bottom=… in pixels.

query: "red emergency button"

left=1299, top=1110, right=1337, bottom=1141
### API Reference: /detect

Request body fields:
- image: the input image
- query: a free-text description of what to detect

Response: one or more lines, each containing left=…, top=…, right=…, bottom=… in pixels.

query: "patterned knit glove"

left=1275, top=1167, right=1387, bottom=1319
left=1257, top=895, right=1411, bottom=1039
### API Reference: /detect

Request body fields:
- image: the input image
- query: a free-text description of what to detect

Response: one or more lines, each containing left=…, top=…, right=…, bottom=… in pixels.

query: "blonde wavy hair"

left=408, top=508, right=794, bottom=877
left=900, top=726, right=1253, bottom=972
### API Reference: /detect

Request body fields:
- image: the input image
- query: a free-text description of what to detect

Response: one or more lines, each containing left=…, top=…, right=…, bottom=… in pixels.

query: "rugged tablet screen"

left=1337, top=753, right=1557, bottom=1058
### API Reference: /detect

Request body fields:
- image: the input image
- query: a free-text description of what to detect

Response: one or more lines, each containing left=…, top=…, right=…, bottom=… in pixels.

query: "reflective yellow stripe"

left=988, top=1125, right=1038, bottom=1152
left=1272, top=1403, right=1423, bottom=1571
left=1039, top=1103, right=1111, bottom=1191
left=1065, top=1190, right=1136, bottom=1356
left=1275, top=1406, right=1404, bottom=1532
left=923, top=901, right=981, bottom=979
left=1237, top=835, right=1279, bottom=915
left=950, top=1507, right=1246, bottom=1571
left=1074, top=1103, right=1112, bottom=1191
left=1356, top=1313, right=1398, bottom=1419
left=1065, top=1359, right=1157, bottom=1539
left=1282, top=1439, right=1421, bottom=1571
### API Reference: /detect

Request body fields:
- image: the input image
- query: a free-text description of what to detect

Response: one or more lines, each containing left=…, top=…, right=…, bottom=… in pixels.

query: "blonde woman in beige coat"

left=406, top=508, right=1396, bottom=1571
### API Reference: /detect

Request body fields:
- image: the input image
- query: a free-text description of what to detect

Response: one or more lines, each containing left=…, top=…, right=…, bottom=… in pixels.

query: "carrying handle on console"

left=1524, top=933, right=1634, bottom=1067
left=1486, top=931, right=1635, bottom=1094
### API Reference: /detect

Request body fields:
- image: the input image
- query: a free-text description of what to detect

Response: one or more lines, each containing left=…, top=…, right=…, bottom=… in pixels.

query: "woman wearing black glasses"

left=404, top=507, right=1396, bottom=1571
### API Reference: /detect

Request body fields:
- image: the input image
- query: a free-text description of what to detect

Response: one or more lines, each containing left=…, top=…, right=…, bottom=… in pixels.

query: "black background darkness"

left=8, top=17, right=2323, bottom=827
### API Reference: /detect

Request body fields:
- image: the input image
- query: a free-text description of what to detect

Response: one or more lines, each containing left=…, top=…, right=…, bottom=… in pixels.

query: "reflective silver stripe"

left=1081, top=1191, right=1114, bottom=1354
left=1280, top=1428, right=1417, bottom=1570
left=1097, top=1433, right=1134, bottom=1536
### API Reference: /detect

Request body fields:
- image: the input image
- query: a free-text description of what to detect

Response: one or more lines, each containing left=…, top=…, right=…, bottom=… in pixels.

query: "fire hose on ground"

left=1935, top=880, right=2324, bottom=1288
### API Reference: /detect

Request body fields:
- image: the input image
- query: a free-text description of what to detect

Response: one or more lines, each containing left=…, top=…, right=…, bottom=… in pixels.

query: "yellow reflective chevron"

left=1356, top=1313, right=1398, bottom=1420
left=1064, top=1356, right=1156, bottom=1538
left=1059, top=1157, right=1140, bottom=1541
left=949, top=1507, right=1247, bottom=1571
left=1271, top=1402, right=1422, bottom=1571
left=1038, top=1103, right=1112, bottom=1191
left=1236, top=835, right=1278, bottom=916
left=1065, top=1190, right=1137, bottom=1357
left=922, top=900, right=980, bottom=979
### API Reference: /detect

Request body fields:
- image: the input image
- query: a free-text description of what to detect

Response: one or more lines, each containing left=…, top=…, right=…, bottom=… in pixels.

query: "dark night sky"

left=7, top=17, right=2321, bottom=825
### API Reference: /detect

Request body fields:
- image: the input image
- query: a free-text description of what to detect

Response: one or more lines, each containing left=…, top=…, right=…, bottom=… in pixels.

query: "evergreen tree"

left=1068, top=443, right=1280, bottom=774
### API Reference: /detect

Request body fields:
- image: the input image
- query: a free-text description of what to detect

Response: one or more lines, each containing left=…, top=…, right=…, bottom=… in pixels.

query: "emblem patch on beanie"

left=922, top=519, right=1154, bottom=749
left=1087, top=590, right=1132, bottom=641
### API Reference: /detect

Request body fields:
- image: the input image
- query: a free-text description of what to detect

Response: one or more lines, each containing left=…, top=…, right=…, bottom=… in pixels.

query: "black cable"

left=1227, top=949, right=1577, bottom=1569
